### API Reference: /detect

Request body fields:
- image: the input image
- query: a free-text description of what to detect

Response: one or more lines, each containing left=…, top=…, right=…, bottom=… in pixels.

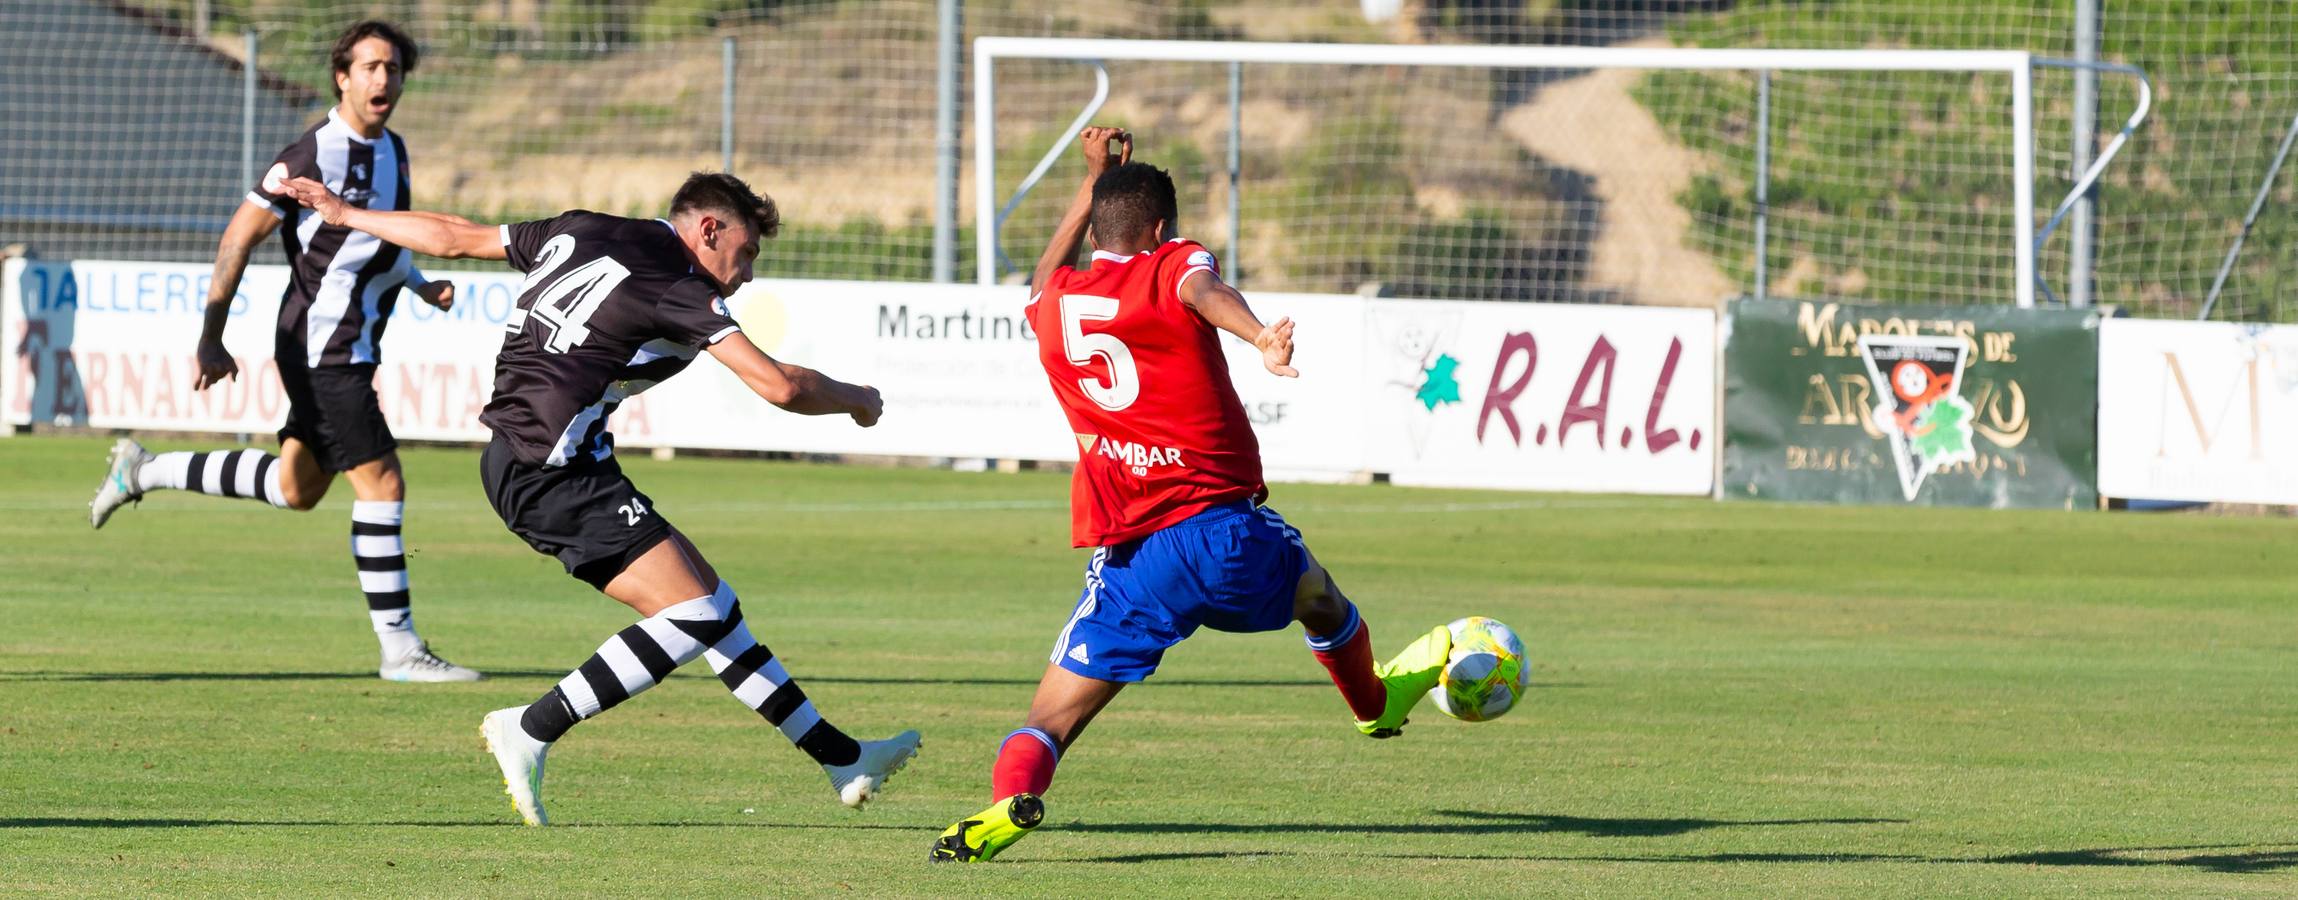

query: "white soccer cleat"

left=824, top=730, right=922, bottom=809
left=380, top=642, right=483, bottom=683
left=90, top=438, right=151, bottom=529
left=480, top=706, right=549, bottom=826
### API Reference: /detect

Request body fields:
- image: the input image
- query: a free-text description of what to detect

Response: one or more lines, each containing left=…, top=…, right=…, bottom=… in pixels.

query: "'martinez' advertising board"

left=1360, top=300, right=1715, bottom=494
left=1723, top=298, right=2099, bottom=509
left=0, top=259, right=1097, bottom=459
left=6, top=258, right=1714, bottom=493
left=2098, top=318, right=2298, bottom=504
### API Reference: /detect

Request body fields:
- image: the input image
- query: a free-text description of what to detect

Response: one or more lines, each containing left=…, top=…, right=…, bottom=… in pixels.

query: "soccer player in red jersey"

left=930, top=128, right=1453, bottom=862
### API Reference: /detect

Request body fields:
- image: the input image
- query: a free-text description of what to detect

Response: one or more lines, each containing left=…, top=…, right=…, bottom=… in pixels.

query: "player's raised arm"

left=1179, top=269, right=1298, bottom=378
left=281, top=176, right=507, bottom=261
left=706, top=331, right=884, bottom=427
left=1031, top=126, right=1131, bottom=291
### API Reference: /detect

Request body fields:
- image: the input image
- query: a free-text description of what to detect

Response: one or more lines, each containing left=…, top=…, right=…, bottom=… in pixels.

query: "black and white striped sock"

left=518, top=581, right=862, bottom=767
left=351, top=501, right=421, bottom=658
left=137, top=450, right=290, bottom=508
left=699, top=581, right=863, bottom=767
left=520, top=592, right=725, bottom=743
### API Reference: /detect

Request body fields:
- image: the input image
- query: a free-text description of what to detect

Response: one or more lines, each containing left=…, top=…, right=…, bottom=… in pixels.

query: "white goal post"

left=971, top=38, right=2053, bottom=306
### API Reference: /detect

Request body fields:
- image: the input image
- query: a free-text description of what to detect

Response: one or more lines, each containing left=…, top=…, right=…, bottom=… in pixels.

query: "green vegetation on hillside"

left=110, top=1, right=2298, bottom=314
left=1646, top=1, right=2298, bottom=319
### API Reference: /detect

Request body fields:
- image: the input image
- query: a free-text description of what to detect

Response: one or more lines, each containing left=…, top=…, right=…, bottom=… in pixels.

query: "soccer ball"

left=1429, top=616, right=1531, bottom=722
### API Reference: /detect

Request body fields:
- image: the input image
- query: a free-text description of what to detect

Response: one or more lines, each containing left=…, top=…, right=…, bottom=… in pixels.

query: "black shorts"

left=479, top=438, right=675, bottom=591
left=277, top=361, right=397, bottom=473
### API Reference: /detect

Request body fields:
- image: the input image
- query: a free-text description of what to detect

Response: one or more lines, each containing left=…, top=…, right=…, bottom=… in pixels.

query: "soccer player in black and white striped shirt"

left=87, top=21, right=477, bottom=683
left=281, top=170, right=921, bottom=824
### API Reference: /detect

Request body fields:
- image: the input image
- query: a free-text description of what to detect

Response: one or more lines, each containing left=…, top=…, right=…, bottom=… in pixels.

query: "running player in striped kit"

left=279, top=170, right=920, bottom=825
left=87, top=21, right=477, bottom=683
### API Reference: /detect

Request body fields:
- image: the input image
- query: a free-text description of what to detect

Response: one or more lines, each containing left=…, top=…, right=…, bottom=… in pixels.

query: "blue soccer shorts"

left=1049, top=500, right=1311, bottom=683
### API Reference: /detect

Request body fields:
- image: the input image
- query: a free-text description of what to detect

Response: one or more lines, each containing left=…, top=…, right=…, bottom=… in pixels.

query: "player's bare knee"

left=278, top=478, right=326, bottom=511
left=1291, top=564, right=1347, bottom=631
left=348, top=455, right=405, bottom=501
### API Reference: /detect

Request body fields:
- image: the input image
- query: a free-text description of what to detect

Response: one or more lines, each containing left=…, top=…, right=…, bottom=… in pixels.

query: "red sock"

left=991, top=728, right=1059, bottom=801
left=1309, top=608, right=1387, bottom=722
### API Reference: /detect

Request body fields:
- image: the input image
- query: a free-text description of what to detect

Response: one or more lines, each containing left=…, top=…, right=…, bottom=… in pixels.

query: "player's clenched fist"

left=193, top=339, right=238, bottom=390
left=850, top=385, right=884, bottom=428
left=415, top=280, right=455, bottom=311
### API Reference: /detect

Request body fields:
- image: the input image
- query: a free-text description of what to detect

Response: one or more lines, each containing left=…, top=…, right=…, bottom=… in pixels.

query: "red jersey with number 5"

left=1027, top=238, right=1266, bottom=547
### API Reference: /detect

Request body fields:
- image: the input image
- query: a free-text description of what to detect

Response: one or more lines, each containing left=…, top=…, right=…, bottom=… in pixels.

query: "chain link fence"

left=5, top=1, right=2294, bottom=318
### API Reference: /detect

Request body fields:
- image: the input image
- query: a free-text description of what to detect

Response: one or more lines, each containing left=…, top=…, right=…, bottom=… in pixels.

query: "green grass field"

left=3, top=435, right=2294, bottom=896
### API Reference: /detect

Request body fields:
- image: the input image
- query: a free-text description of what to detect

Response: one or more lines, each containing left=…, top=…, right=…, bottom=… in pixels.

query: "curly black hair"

left=1090, top=163, right=1178, bottom=245
left=329, top=21, right=418, bottom=98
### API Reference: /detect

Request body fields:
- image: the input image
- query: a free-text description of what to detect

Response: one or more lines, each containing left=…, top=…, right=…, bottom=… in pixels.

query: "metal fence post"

left=1754, top=69, right=1770, bottom=302
left=933, top=0, right=962, bottom=282
left=242, top=30, right=257, bottom=188
left=2070, top=0, right=2098, bottom=307
left=721, top=36, right=735, bottom=172
left=1228, top=61, right=1242, bottom=286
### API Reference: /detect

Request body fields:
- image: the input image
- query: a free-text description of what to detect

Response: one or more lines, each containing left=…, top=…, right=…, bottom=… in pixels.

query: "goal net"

left=974, top=38, right=2078, bottom=308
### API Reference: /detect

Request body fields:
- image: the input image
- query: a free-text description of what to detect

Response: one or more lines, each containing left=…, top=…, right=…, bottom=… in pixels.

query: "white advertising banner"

left=1360, top=300, right=1716, bottom=495
left=615, top=279, right=1070, bottom=459
left=1206, top=292, right=1369, bottom=480
left=2097, top=317, right=2298, bottom=504
left=3, top=257, right=510, bottom=442
left=6, top=258, right=1714, bottom=494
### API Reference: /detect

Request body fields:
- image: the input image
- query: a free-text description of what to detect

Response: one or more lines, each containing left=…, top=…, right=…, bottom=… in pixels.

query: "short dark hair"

left=1090, top=163, right=1178, bottom=245
left=671, top=172, right=782, bottom=240
left=330, top=21, right=419, bottom=98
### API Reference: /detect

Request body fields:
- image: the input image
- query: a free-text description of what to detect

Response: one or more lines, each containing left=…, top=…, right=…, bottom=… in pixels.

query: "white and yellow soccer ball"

left=1430, top=616, right=1531, bottom=722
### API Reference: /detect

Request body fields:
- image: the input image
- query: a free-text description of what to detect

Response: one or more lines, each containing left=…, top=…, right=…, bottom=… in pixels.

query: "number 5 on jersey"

left=1061, top=294, right=1139, bottom=411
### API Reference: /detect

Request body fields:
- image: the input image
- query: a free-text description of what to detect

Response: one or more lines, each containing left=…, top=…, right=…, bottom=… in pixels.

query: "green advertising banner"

left=1724, top=299, right=2100, bottom=509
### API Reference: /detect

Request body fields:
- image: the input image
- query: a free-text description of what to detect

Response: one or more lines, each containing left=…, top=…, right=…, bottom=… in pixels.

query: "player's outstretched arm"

left=707, top=331, right=884, bottom=427
left=194, top=200, right=284, bottom=390
left=280, top=177, right=508, bottom=261
left=1030, top=126, right=1131, bottom=291
left=1180, top=270, right=1298, bottom=378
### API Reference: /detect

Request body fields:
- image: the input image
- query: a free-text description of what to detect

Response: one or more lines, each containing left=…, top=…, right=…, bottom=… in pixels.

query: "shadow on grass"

left=1986, top=845, right=2298, bottom=875
left=1047, top=837, right=2298, bottom=875
left=0, top=817, right=920, bottom=831
left=0, top=670, right=568, bottom=683
left=13, top=816, right=2290, bottom=874
left=0, top=671, right=1359, bottom=688
left=1059, top=810, right=1905, bottom=838
left=1379, top=845, right=2298, bottom=874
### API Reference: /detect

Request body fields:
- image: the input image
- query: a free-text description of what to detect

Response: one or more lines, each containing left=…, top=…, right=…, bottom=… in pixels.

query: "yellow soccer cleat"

left=929, top=793, right=1045, bottom=863
left=1356, top=624, right=1451, bottom=738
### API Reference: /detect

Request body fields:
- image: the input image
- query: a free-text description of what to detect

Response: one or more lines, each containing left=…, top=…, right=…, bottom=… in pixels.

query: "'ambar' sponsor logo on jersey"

left=1076, top=433, right=1187, bottom=477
